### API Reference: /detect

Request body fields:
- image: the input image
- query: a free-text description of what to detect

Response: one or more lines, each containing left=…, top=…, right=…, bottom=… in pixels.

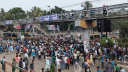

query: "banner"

left=51, top=14, right=57, bottom=20
left=5, top=20, right=12, bottom=24
left=57, top=25, right=60, bottom=31
left=47, top=25, right=56, bottom=30
left=16, top=25, right=21, bottom=29
left=24, top=24, right=30, bottom=29
left=16, top=24, right=30, bottom=29
left=40, top=14, right=58, bottom=21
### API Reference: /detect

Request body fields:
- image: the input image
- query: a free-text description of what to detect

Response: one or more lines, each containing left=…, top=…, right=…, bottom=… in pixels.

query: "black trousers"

left=93, top=58, right=95, bottom=64
left=17, top=49, right=19, bottom=53
left=44, top=55, right=45, bottom=59
left=38, top=55, right=41, bottom=59
left=33, top=56, right=35, bottom=60
left=85, top=66, right=87, bottom=72
left=67, top=64, right=69, bottom=70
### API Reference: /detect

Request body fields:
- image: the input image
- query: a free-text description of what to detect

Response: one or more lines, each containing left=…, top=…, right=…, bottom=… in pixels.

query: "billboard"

left=16, top=24, right=30, bottom=29
left=40, top=14, right=58, bottom=21
left=16, top=25, right=21, bottom=29
left=5, top=20, right=12, bottom=24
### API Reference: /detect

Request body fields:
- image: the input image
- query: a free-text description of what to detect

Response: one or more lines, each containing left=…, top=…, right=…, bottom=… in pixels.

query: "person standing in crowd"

left=38, top=49, right=41, bottom=60
left=106, top=62, right=112, bottom=72
left=97, top=66, right=101, bottom=72
left=1, top=56, right=5, bottom=71
left=84, top=60, right=88, bottom=72
left=0, top=45, right=2, bottom=54
left=45, top=57, right=50, bottom=71
left=30, top=60, right=34, bottom=72
left=25, top=57, right=29, bottom=71
left=111, top=59, right=115, bottom=72
left=16, top=44, right=20, bottom=54
left=19, top=58, right=23, bottom=72
left=67, top=56, right=70, bottom=70
left=50, top=62, right=55, bottom=72
left=74, top=52, right=77, bottom=64
left=56, top=57, right=61, bottom=71
left=12, top=58, right=16, bottom=72
left=32, top=49, right=35, bottom=60
left=76, top=50, right=80, bottom=62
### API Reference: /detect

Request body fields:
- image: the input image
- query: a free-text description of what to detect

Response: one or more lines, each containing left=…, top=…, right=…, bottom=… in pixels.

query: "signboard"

left=40, top=14, right=58, bottom=21
left=24, top=25, right=30, bottom=29
left=5, top=20, right=12, bottom=24
left=47, top=25, right=55, bottom=30
left=16, top=24, right=30, bottom=29
left=16, top=25, right=21, bottom=29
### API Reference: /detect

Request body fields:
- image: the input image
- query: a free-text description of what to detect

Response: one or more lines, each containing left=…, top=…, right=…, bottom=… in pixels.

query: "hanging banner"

left=16, top=25, right=21, bottom=29
left=24, top=24, right=30, bottom=29
left=47, top=25, right=57, bottom=30
left=5, top=20, right=12, bottom=24
left=40, top=14, right=58, bottom=21
left=52, top=14, right=58, bottom=20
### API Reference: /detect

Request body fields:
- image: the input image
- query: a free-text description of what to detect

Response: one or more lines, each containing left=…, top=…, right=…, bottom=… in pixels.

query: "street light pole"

left=48, top=6, right=52, bottom=14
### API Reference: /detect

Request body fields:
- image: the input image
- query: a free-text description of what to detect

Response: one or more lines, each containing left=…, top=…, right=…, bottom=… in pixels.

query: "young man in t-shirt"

left=67, top=57, right=70, bottom=70
left=97, top=66, right=101, bottom=72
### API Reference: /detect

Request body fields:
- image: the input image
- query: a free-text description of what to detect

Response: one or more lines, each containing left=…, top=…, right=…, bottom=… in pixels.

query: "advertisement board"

left=5, top=20, right=12, bottom=24
left=16, top=25, right=21, bottom=29
left=40, top=14, right=58, bottom=21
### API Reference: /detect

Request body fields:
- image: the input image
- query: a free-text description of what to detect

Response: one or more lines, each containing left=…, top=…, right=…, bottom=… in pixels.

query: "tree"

left=100, top=38, right=113, bottom=47
left=0, top=8, right=6, bottom=21
left=113, top=18, right=128, bottom=47
left=82, top=1, right=93, bottom=10
left=30, top=6, right=43, bottom=17
left=8, top=7, right=27, bottom=19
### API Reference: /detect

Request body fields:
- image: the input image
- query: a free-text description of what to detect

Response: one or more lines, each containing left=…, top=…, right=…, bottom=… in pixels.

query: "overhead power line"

left=45, top=0, right=104, bottom=11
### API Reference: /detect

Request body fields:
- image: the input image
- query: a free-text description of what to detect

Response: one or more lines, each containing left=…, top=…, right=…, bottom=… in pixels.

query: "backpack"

left=116, top=68, right=120, bottom=72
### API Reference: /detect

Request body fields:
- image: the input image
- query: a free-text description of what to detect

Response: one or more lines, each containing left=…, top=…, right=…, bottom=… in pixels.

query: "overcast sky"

left=0, top=0, right=128, bottom=12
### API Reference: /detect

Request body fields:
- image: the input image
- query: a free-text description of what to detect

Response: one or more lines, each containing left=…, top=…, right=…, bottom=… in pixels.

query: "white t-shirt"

left=56, top=59, right=61, bottom=65
left=64, top=57, right=67, bottom=63
left=22, top=62, right=25, bottom=68
left=55, top=51, right=58, bottom=56
left=18, top=57, right=20, bottom=62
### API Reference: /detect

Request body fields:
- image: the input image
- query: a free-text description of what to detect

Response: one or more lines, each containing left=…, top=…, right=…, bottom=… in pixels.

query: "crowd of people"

left=0, top=34, right=127, bottom=72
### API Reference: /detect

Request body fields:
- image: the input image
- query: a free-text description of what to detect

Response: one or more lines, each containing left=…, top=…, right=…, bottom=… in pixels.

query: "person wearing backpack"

left=115, top=64, right=120, bottom=72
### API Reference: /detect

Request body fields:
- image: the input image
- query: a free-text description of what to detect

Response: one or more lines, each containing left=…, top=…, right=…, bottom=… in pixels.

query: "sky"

left=0, top=0, right=128, bottom=12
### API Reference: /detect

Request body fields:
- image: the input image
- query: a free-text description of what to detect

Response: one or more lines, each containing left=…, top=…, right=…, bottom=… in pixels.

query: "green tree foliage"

left=30, top=6, right=43, bottom=17
left=0, top=8, right=6, bottom=21
left=116, top=21, right=128, bottom=47
left=8, top=7, right=27, bottom=19
left=100, top=38, right=113, bottom=47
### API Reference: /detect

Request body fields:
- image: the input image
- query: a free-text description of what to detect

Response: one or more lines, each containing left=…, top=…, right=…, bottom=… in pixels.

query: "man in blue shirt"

left=97, top=66, right=101, bottom=72
left=0, top=46, right=2, bottom=54
left=16, top=45, right=20, bottom=53
left=32, top=50, right=35, bottom=60
left=101, top=55, right=104, bottom=68
left=111, top=59, right=115, bottom=72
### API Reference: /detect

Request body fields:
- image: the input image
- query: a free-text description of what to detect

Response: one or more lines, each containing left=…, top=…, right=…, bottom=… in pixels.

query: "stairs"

left=34, top=24, right=48, bottom=36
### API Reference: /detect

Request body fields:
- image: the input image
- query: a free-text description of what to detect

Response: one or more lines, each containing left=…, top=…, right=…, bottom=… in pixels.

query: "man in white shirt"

left=56, top=57, right=61, bottom=71
left=64, top=56, right=67, bottom=69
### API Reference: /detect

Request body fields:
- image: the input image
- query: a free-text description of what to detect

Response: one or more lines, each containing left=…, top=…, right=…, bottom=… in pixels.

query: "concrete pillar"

left=0, top=30, right=3, bottom=38
left=84, top=28, right=90, bottom=51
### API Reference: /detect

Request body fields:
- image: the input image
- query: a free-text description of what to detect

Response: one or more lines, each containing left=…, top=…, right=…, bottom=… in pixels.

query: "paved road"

left=0, top=52, right=128, bottom=72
